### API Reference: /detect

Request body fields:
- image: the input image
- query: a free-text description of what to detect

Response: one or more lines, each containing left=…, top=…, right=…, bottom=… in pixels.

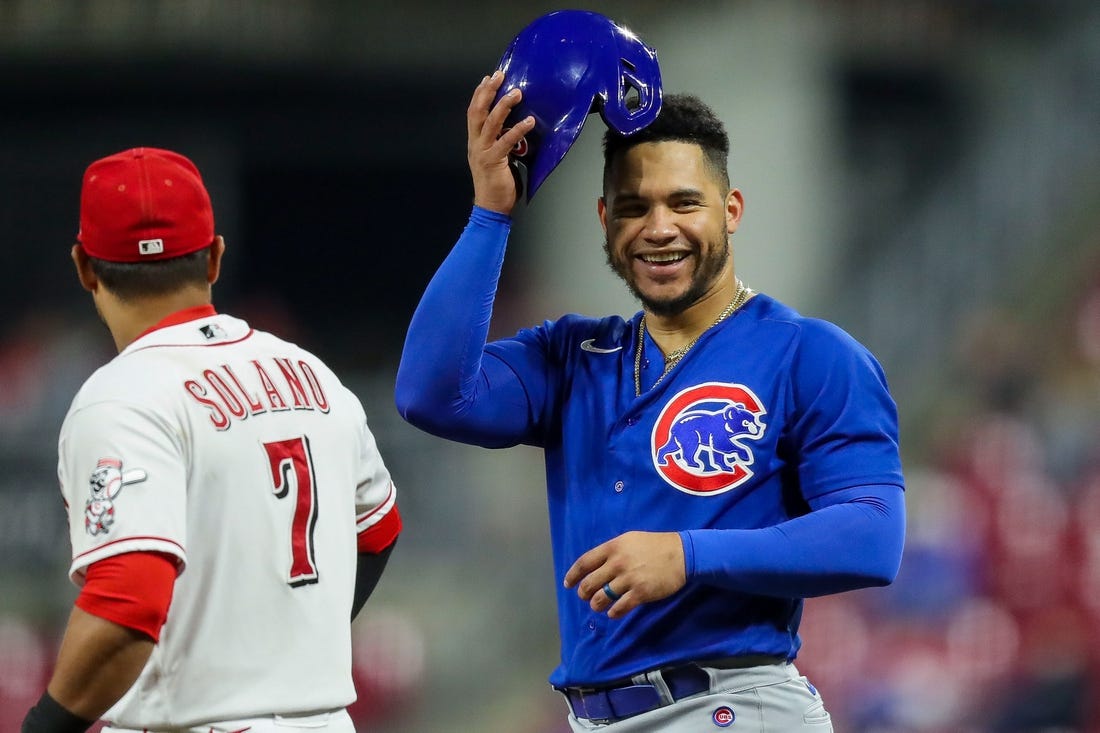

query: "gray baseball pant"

left=564, top=661, right=833, bottom=732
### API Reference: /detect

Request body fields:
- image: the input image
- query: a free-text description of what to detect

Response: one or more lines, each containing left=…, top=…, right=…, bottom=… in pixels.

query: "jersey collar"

left=134, top=304, right=218, bottom=342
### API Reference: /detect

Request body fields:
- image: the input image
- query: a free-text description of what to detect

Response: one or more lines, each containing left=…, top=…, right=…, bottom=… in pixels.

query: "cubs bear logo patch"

left=84, top=457, right=148, bottom=536
left=651, top=382, right=767, bottom=495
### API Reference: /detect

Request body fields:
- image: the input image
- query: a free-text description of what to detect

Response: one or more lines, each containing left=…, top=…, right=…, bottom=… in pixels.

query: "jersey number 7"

left=263, top=436, right=320, bottom=587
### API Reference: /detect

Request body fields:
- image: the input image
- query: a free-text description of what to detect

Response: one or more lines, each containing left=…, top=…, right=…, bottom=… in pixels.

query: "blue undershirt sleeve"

left=394, top=207, right=534, bottom=447
left=681, top=483, right=905, bottom=598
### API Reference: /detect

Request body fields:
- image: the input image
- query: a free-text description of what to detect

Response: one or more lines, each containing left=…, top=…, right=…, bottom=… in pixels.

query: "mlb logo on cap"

left=138, top=239, right=165, bottom=256
left=78, top=147, right=215, bottom=263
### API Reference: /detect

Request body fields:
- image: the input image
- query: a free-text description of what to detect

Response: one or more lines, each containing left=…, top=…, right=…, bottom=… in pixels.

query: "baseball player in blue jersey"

left=395, top=56, right=906, bottom=731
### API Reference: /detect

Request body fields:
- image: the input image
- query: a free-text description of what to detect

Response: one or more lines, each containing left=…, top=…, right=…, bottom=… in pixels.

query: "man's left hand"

left=563, top=531, right=687, bottom=619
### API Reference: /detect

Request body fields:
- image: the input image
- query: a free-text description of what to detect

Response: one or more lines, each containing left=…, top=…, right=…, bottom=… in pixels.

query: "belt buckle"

left=572, top=686, right=613, bottom=724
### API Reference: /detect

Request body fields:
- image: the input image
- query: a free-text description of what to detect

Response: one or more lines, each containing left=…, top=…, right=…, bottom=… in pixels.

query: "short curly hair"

left=602, top=94, right=730, bottom=192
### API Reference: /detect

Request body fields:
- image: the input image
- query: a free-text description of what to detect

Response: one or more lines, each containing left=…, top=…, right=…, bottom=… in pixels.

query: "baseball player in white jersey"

left=22, top=147, right=402, bottom=733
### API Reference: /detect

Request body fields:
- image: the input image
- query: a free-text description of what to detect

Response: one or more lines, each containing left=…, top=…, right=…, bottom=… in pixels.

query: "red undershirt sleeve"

left=74, top=551, right=179, bottom=642
left=358, top=503, right=402, bottom=554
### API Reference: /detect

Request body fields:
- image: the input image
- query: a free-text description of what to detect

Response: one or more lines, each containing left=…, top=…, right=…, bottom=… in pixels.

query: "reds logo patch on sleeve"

left=651, top=383, right=767, bottom=495
left=84, top=457, right=148, bottom=536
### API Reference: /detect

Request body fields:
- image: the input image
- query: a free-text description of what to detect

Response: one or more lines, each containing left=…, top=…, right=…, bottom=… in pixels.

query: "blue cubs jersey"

left=484, top=296, right=903, bottom=685
left=395, top=207, right=905, bottom=688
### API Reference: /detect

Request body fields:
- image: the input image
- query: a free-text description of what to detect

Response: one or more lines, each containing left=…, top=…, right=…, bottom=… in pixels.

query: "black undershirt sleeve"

left=352, top=540, right=396, bottom=621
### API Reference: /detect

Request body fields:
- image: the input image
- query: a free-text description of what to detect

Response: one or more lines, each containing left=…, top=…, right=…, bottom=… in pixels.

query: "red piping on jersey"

left=73, top=535, right=185, bottom=566
left=357, top=483, right=402, bottom=553
left=129, top=330, right=255, bottom=352
left=130, top=330, right=255, bottom=354
left=356, top=481, right=396, bottom=523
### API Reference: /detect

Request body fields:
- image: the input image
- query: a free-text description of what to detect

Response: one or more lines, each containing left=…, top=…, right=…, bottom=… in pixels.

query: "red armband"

left=74, top=551, right=178, bottom=642
left=358, top=503, right=402, bottom=554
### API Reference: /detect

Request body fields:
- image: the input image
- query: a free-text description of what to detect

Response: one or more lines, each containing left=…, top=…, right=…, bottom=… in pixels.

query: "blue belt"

left=558, top=664, right=710, bottom=723
left=558, top=655, right=787, bottom=723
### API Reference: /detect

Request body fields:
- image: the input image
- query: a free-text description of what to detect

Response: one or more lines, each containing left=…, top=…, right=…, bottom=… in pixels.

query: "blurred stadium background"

left=1, top=1, right=1098, bottom=731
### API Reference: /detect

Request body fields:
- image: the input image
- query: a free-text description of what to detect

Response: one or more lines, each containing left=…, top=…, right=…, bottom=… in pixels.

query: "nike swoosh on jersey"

left=580, top=339, right=624, bottom=354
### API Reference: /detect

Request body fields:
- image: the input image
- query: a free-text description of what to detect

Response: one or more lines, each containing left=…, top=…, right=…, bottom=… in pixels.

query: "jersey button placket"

left=613, top=480, right=624, bottom=493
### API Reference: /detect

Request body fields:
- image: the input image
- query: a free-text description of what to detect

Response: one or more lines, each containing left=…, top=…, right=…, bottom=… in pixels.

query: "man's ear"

left=71, top=244, right=98, bottom=293
left=597, top=196, right=608, bottom=233
left=726, top=189, right=745, bottom=235
left=207, top=236, right=226, bottom=285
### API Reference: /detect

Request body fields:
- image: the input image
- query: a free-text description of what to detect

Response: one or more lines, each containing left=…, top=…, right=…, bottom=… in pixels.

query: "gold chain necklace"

left=634, top=279, right=752, bottom=397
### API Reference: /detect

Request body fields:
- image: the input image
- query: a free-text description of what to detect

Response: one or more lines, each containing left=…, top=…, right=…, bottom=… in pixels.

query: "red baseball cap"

left=78, top=147, right=215, bottom=262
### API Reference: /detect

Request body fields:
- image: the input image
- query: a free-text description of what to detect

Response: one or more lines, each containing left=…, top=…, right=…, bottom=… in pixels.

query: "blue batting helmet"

left=493, top=10, right=662, bottom=201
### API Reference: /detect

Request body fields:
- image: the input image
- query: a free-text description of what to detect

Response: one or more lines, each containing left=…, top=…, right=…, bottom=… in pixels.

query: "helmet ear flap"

left=600, top=55, right=663, bottom=135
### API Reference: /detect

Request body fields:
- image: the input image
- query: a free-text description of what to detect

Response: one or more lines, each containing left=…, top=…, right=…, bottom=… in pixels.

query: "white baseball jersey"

left=58, top=309, right=398, bottom=728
